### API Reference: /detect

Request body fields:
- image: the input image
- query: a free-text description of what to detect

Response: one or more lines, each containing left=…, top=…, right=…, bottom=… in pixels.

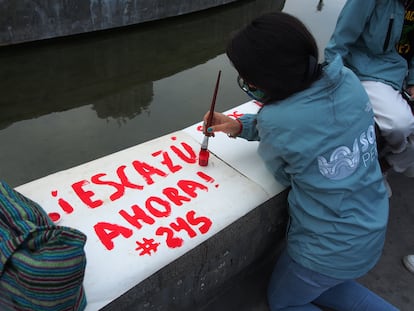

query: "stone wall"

left=0, top=0, right=238, bottom=45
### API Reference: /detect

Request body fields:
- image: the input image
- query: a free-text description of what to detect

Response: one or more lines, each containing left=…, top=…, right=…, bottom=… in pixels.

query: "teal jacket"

left=238, top=56, right=389, bottom=279
left=325, top=0, right=414, bottom=90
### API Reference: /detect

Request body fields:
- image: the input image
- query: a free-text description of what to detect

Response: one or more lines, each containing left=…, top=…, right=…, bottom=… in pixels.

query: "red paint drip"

left=198, top=149, right=210, bottom=166
left=58, top=198, right=74, bottom=213
left=51, top=190, right=74, bottom=214
left=48, top=212, right=61, bottom=223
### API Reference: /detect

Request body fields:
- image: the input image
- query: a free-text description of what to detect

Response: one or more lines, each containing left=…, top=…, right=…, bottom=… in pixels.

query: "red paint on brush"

left=198, top=149, right=210, bottom=166
left=198, top=70, right=221, bottom=167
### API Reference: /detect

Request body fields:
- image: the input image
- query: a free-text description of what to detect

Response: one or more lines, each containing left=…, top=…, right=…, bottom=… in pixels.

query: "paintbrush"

left=199, top=70, right=221, bottom=166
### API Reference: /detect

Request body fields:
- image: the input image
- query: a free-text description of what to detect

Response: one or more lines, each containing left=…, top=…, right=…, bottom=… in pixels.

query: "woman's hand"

left=202, top=111, right=242, bottom=137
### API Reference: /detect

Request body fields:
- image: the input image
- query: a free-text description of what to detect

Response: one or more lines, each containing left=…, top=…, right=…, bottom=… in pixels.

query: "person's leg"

left=388, top=136, right=414, bottom=175
left=267, top=249, right=343, bottom=311
left=362, top=81, right=414, bottom=174
left=314, top=280, right=399, bottom=311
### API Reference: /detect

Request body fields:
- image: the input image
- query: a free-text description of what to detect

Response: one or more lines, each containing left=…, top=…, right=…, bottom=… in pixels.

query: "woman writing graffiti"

left=204, top=12, right=397, bottom=310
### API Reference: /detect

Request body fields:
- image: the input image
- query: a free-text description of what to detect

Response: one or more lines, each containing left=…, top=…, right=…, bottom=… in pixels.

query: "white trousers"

left=362, top=80, right=414, bottom=173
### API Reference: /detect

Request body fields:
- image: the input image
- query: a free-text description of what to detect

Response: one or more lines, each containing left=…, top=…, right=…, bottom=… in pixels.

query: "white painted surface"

left=16, top=102, right=285, bottom=310
left=183, top=100, right=282, bottom=196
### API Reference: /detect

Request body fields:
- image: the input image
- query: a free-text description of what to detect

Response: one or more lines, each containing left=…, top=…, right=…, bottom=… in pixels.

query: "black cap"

left=226, top=11, right=321, bottom=102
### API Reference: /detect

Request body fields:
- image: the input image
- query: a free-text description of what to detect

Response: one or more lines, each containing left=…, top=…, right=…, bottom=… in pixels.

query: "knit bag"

left=0, top=181, right=87, bottom=311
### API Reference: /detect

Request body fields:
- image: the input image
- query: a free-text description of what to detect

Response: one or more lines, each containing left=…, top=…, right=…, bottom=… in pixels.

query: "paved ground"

left=201, top=171, right=414, bottom=311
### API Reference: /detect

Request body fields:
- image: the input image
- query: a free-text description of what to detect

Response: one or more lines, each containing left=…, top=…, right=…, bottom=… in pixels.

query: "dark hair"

left=226, top=11, right=321, bottom=102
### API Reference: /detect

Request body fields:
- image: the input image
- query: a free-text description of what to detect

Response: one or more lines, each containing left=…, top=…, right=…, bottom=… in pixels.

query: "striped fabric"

left=0, top=181, right=87, bottom=311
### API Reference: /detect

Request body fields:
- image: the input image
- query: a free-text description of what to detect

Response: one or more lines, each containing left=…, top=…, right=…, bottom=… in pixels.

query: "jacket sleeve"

left=238, top=114, right=260, bottom=141
left=324, top=0, right=376, bottom=61
left=258, top=131, right=291, bottom=186
left=238, top=113, right=290, bottom=186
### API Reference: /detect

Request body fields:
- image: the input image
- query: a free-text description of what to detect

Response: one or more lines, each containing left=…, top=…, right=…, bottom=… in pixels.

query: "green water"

left=0, top=0, right=344, bottom=187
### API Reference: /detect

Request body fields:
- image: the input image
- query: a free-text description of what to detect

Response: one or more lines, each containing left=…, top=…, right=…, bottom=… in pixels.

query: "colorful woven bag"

left=0, top=181, right=87, bottom=311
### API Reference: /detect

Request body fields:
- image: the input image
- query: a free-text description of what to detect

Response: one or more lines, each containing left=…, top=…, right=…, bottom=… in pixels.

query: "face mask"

left=237, top=76, right=267, bottom=101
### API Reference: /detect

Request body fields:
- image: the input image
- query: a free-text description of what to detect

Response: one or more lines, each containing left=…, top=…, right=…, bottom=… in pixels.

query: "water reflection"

left=0, top=0, right=288, bottom=187
left=0, top=0, right=285, bottom=130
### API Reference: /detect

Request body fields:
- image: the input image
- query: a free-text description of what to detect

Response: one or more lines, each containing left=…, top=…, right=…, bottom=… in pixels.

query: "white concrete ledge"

left=101, top=192, right=288, bottom=311
left=16, top=101, right=286, bottom=310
